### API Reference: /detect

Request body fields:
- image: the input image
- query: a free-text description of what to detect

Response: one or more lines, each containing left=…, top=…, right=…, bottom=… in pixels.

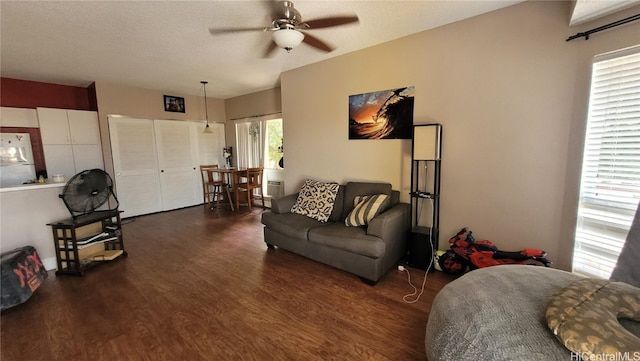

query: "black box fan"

left=59, top=169, right=119, bottom=218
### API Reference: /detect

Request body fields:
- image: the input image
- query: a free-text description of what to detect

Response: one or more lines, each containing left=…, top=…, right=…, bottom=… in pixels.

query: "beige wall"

left=225, top=87, right=281, bottom=120
left=94, top=82, right=227, bottom=176
left=281, top=1, right=640, bottom=270
left=224, top=87, right=282, bottom=164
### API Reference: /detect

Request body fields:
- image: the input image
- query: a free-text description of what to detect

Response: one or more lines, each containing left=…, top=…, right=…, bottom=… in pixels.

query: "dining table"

left=205, top=167, right=248, bottom=211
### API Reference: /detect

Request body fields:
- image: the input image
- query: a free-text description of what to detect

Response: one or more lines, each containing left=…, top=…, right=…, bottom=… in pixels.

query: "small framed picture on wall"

left=164, top=95, right=185, bottom=113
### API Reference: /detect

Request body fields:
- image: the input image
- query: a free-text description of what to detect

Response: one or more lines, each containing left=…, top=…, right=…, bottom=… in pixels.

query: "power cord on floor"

left=398, top=246, right=433, bottom=303
left=400, top=198, right=435, bottom=304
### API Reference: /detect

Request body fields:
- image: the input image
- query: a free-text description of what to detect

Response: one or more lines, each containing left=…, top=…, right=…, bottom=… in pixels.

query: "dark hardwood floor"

left=1, top=205, right=456, bottom=361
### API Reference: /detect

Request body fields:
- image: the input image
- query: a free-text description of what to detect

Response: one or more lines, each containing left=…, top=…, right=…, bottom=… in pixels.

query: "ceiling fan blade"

left=301, top=32, right=334, bottom=53
left=262, top=41, right=279, bottom=58
left=302, top=15, right=359, bottom=29
left=209, top=27, right=266, bottom=35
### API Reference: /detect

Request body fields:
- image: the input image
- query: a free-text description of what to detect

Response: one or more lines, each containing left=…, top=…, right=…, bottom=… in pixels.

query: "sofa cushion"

left=345, top=194, right=390, bottom=227
left=261, top=212, right=327, bottom=240
left=308, top=223, right=385, bottom=258
left=291, top=179, right=340, bottom=222
left=390, top=190, right=400, bottom=207
left=342, top=182, right=392, bottom=220
left=328, top=185, right=346, bottom=222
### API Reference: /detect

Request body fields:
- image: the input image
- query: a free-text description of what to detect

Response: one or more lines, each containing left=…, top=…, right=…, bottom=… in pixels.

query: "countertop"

left=0, top=182, right=66, bottom=193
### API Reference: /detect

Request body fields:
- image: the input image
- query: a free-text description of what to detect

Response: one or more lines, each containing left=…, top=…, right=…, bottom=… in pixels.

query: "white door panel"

left=159, top=170, right=198, bottom=210
left=196, top=123, right=226, bottom=166
left=193, top=122, right=226, bottom=204
left=109, top=117, right=162, bottom=217
left=109, top=117, right=224, bottom=216
left=155, top=120, right=199, bottom=209
left=115, top=173, right=163, bottom=218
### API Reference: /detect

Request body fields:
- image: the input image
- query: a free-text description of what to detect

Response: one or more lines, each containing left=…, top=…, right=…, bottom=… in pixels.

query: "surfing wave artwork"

left=349, top=86, right=414, bottom=140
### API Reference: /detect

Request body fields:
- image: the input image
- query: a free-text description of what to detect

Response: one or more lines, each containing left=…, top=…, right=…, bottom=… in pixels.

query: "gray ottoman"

left=425, top=265, right=640, bottom=360
left=425, top=265, right=580, bottom=360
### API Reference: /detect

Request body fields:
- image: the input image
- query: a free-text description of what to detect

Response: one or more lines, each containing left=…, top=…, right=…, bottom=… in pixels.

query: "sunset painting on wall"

left=349, top=86, right=414, bottom=140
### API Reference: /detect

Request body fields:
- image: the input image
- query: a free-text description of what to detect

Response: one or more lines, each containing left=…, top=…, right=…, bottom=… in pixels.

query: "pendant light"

left=201, top=80, right=212, bottom=134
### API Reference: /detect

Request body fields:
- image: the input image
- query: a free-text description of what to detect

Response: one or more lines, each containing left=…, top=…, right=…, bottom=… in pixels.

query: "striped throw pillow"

left=345, top=194, right=390, bottom=227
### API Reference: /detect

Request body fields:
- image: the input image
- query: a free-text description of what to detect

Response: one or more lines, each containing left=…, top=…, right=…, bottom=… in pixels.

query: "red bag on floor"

left=1, top=246, right=48, bottom=311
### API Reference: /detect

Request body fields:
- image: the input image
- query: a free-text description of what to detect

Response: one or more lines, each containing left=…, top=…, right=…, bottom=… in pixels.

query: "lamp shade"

left=272, top=29, right=304, bottom=50
left=413, top=125, right=441, bottom=160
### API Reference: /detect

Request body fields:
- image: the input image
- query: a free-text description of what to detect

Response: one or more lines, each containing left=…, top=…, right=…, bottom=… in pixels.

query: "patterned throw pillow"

left=291, top=179, right=340, bottom=222
left=345, top=194, right=390, bottom=227
left=546, top=278, right=640, bottom=358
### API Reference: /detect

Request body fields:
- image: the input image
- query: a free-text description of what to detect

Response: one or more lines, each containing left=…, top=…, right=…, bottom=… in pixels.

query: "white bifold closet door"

left=109, top=117, right=163, bottom=218
left=153, top=119, right=200, bottom=211
left=109, top=116, right=225, bottom=218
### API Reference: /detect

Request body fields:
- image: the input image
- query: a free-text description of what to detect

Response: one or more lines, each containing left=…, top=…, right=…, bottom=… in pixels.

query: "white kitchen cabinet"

left=37, top=108, right=71, bottom=144
left=41, top=145, right=76, bottom=181
left=0, top=107, right=39, bottom=128
left=72, top=144, right=104, bottom=172
left=37, top=108, right=104, bottom=180
left=108, top=117, right=225, bottom=218
left=67, top=110, right=101, bottom=144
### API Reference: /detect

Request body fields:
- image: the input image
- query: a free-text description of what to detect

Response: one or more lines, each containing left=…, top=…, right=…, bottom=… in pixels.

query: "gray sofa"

left=425, top=201, right=640, bottom=360
left=261, top=181, right=411, bottom=284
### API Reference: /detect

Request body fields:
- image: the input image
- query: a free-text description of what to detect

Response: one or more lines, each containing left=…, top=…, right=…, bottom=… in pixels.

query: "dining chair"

left=200, top=165, right=234, bottom=211
left=235, top=167, right=265, bottom=211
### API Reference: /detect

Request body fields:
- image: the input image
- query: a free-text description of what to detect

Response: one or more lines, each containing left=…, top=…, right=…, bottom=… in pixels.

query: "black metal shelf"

left=408, top=124, right=442, bottom=270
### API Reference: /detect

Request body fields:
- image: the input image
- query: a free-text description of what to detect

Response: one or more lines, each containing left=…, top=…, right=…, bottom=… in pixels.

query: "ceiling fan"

left=208, top=1, right=359, bottom=57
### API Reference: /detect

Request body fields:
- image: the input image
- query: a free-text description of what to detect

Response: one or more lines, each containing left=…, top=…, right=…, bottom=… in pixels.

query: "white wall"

left=280, top=1, right=640, bottom=270
left=0, top=185, right=68, bottom=270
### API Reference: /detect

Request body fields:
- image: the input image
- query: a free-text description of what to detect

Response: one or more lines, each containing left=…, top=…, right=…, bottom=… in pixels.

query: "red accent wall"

left=0, top=77, right=96, bottom=111
left=1, top=77, right=98, bottom=177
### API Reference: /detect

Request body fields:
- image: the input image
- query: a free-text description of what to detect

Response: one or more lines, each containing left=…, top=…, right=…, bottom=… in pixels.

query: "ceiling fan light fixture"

left=272, top=29, right=304, bottom=52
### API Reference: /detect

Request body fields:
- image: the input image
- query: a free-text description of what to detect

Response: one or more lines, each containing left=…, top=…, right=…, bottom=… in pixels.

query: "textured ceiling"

left=1, top=0, right=633, bottom=100
left=570, top=0, right=640, bottom=25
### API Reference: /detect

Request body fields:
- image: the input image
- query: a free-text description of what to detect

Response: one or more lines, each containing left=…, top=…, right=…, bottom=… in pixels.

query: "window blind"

left=573, top=46, right=640, bottom=279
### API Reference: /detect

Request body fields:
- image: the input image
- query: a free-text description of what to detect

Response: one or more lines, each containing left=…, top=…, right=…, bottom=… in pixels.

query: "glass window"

left=573, top=46, right=640, bottom=278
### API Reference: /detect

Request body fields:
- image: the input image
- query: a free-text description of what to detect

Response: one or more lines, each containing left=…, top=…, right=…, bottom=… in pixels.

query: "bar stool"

left=200, top=165, right=233, bottom=211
